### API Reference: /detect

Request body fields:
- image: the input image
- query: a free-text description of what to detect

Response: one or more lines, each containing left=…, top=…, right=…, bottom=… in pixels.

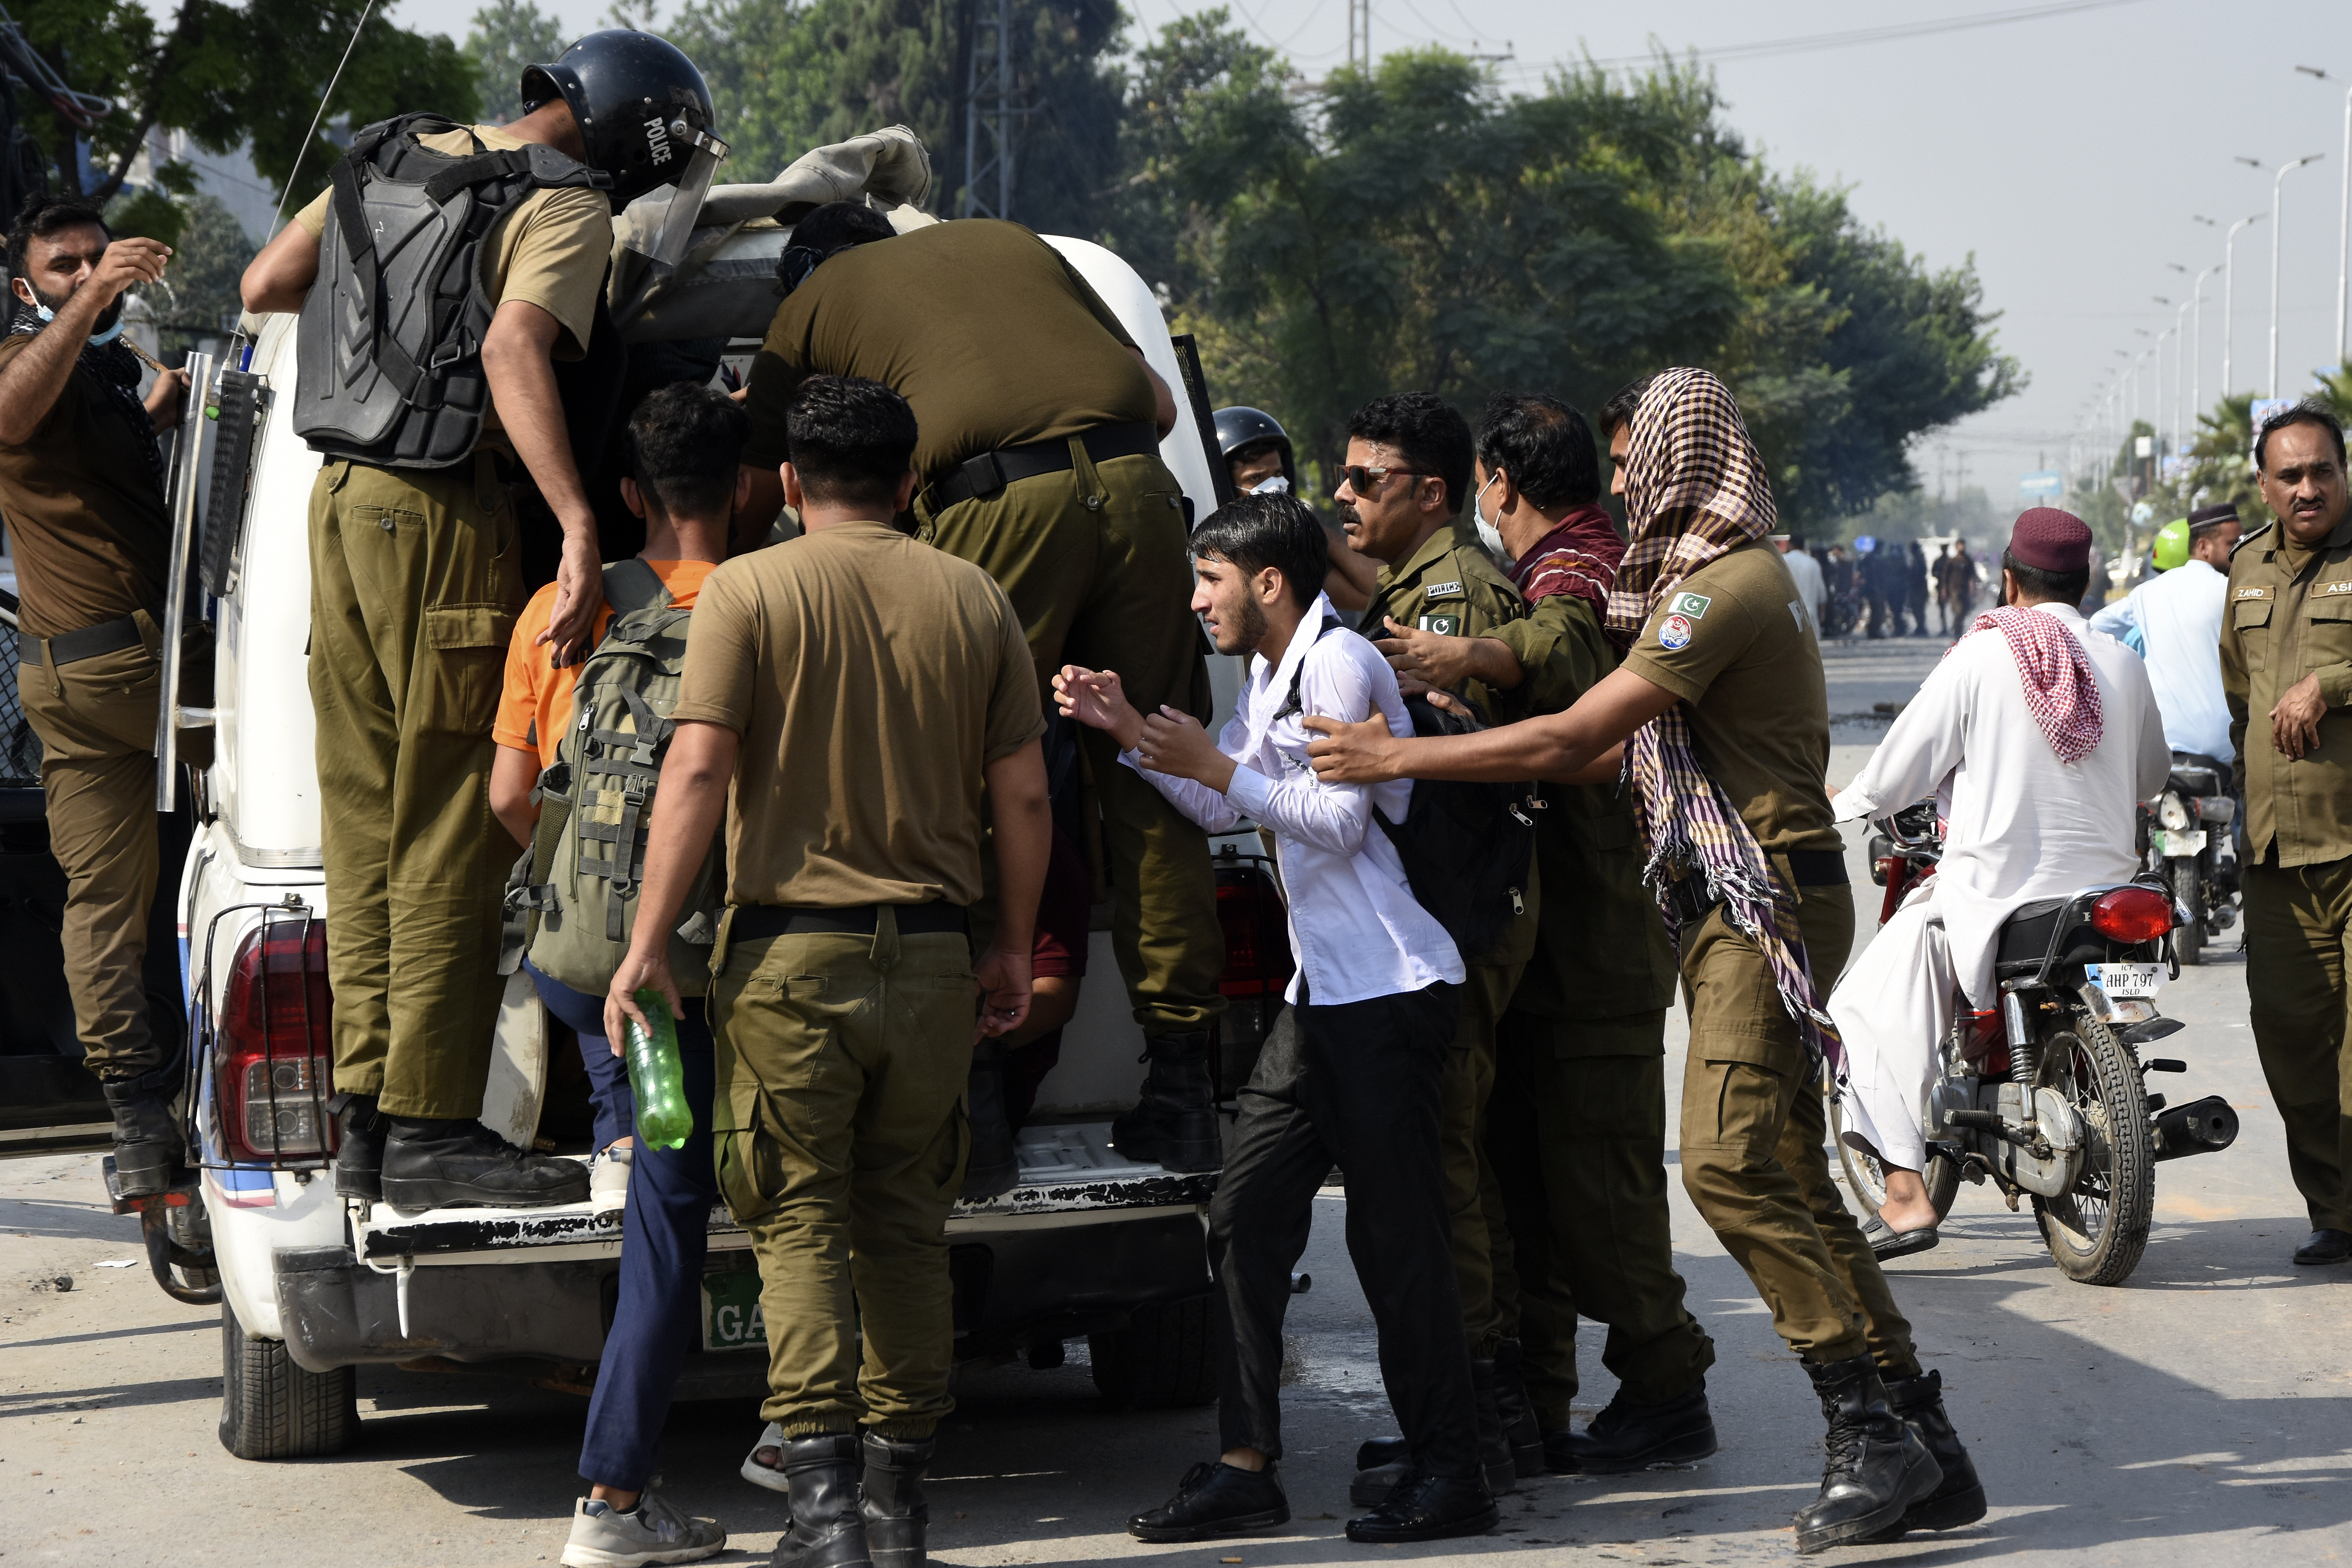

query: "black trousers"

left=1207, top=978, right=1477, bottom=1476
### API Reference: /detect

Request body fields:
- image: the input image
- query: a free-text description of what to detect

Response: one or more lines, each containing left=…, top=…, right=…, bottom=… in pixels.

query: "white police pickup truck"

left=0, top=144, right=1294, bottom=1459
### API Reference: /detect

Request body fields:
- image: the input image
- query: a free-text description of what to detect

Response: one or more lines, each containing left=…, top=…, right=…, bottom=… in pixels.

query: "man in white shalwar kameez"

left=1827, top=509, right=2169, bottom=1250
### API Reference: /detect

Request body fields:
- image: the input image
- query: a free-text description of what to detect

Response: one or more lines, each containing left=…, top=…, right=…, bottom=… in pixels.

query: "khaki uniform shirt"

left=0, top=337, right=168, bottom=638
left=1620, top=540, right=1842, bottom=858
left=741, top=219, right=1151, bottom=488
left=1492, top=593, right=1678, bottom=1031
left=671, top=519, right=1046, bottom=907
left=2220, top=515, right=2352, bottom=866
left=1359, top=518, right=1537, bottom=967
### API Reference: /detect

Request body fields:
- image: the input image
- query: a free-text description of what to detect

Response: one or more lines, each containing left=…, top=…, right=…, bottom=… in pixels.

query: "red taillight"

left=1216, top=870, right=1294, bottom=997
left=2089, top=886, right=2173, bottom=944
left=217, top=918, right=336, bottom=1165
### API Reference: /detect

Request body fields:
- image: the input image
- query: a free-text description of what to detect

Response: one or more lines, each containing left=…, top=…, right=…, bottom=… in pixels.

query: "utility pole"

left=1348, top=0, right=1371, bottom=71
left=962, top=0, right=1015, bottom=221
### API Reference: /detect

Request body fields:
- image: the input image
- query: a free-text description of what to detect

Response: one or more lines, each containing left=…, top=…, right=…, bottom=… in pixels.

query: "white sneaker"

left=590, top=1144, right=634, bottom=1214
left=739, top=1420, right=790, bottom=1492
left=560, top=1487, right=724, bottom=1567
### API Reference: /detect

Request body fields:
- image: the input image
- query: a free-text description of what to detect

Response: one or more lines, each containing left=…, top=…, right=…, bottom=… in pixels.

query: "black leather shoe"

left=959, top=1049, right=1018, bottom=1202
left=1111, top=1031, right=1223, bottom=1173
left=2293, top=1228, right=2352, bottom=1265
left=330, top=1092, right=384, bottom=1202
left=1864, top=1369, right=1986, bottom=1540
left=102, top=1084, right=183, bottom=1201
left=1493, top=1339, right=1546, bottom=1478
left=1792, top=1355, right=1942, bottom=1554
left=860, top=1431, right=933, bottom=1568
left=1550, top=1383, right=1717, bottom=1474
left=1344, top=1472, right=1498, bottom=1544
left=771, top=1433, right=872, bottom=1568
left=1127, top=1461, right=1289, bottom=1543
left=379, top=1117, right=590, bottom=1212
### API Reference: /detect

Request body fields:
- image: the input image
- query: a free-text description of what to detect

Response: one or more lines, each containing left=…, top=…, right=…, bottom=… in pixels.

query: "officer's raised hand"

left=143, top=366, right=189, bottom=433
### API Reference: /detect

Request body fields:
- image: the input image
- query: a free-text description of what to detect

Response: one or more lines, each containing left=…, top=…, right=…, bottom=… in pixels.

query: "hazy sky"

left=381, top=0, right=2352, bottom=509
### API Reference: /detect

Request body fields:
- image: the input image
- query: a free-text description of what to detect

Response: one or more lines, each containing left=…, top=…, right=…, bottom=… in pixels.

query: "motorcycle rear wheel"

left=2030, top=1010, right=2154, bottom=1286
left=2171, top=860, right=2205, bottom=967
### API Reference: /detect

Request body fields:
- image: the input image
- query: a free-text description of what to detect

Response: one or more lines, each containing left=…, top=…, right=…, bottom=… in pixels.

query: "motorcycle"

left=2138, top=751, right=2240, bottom=966
left=1833, top=800, right=2240, bottom=1286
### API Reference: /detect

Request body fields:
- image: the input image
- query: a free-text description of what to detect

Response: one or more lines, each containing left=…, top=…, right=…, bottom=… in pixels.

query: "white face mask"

left=29, top=297, right=125, bottom=347
left=1471, top=470, right=1507, bottom=564
left=1248, top=473, right=1290, bottom=496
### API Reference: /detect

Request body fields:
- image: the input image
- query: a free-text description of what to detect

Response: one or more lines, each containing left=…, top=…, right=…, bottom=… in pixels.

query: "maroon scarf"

left=1510, top=502, right=1624, bottom=620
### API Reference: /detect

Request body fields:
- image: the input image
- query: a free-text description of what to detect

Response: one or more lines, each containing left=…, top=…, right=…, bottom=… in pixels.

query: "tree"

left=12, top=0, right=478, bottom=237
left=464, top=1, right=568, bottom=125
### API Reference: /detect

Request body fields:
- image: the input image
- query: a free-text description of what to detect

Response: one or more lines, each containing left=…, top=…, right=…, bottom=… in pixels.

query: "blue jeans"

left=527, top=964, right=717, bottom=1490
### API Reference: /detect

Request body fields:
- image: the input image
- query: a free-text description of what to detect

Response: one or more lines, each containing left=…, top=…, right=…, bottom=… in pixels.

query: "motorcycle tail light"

left=2157, top=796, right=2191, bottom=830
left=2089, top=886, right=2173, bottom=943
left=1215, top=864, right=1295, bottom=1055
left=216, top=918, right=337, bottom=1165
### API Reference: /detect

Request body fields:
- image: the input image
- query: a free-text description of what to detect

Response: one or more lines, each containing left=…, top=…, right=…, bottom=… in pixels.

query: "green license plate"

left=702, top=1269, right=768, bottom=1351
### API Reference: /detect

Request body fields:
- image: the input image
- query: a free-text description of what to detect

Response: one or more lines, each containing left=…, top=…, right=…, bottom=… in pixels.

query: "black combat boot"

left=1548, top=1382, right=1718, bottom=1474
left=960, top=1046, right=1018, bottom=1202
left=329, top=1092, right=385, bottom=1203
left=1792, top=1355, right=1942, bottom=1554
left=860, top=1431, right=934, bottom=1568
left=1111, top=1030, right=1221, bottom=1172
left=1492, top=1339, right=1545, bottom=1478
left=1349, top=1436, right=1411, bottom=1507
left=379, top=1116, right=590, bottom=1212
left=1865, top=1369, right=1986, bottom=1540
left=102, top=1073, right=183, bottom=1200
left=771, top=1433, right=872, bottom=1568
left=1345, top=1470, right=1497, bottom=1544
left=1472, top=1358, right=1516, bottom=1496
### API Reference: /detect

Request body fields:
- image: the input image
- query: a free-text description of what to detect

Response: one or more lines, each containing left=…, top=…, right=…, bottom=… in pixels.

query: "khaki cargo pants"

left=919, top=450, right=1222, bottom=1037
left=18, top=611, right=199, bottom=1081
left=711, top=912, right=976, bottom=1438
left=2243, top=856, right=2352, bottom=1232
left=308, top=455, right=522, bottom=1119
left=1677, top=884, right=1919, bottom=1371
left=1487, top=1008, right=1716, bottom=1426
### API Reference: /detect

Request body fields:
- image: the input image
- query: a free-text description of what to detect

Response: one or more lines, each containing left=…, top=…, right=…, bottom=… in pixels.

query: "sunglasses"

left=1337, top=463, right=1425, bottom=496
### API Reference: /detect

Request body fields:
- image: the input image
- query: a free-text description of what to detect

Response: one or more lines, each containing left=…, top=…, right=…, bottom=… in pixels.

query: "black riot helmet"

left=1214, top=405, right=1296, bottom=493
left=521, top=30, right=721, bottom=210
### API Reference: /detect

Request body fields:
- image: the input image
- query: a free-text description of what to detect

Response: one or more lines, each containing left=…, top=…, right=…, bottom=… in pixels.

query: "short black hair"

left=625, top=382, right=750, bottom=521
left=785, top=374, right=918, bottom=509
left=790, top=200, right=895, bottom=257
left=1475, top=393, right=1600, bottom=511
left=6, top=194, right=109, bottom=276
left=1598, top=376, right=1654, bottom=440
left=1190, top=493, right=1329, bottom=611
left=2254, top=398, right=2347, bottom=474
left=1348, top=392, right=1473, bottom=515
left=2001, top=548, right=2088, bottom=608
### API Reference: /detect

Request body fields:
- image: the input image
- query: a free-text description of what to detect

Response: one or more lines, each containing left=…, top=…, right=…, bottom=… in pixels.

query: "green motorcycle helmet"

left=2151, top=517, right=2191, bottom=571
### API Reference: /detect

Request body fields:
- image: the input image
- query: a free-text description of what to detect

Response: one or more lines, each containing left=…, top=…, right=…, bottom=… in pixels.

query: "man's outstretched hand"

left=1054, top=665, right=1147, bottom=750
left=1304, top=712, right=1402, bottom=783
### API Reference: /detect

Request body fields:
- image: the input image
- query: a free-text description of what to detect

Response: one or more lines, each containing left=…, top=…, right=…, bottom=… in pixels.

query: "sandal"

left=739, top=1421, right=790, bottom=1493
left=1860, top=1213, right=1941, bottom=1260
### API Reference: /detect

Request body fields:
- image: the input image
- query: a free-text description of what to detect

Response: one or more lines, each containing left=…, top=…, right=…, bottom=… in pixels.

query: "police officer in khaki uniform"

left=1380, top=394, right=1718, bottom=1475
left=241, top=31, right=718, bottom=1209
left=738, top=202, right=1227, bottom=1175
left=1332, top=392, right=1534, bottom=1500
left=607, top=374, right=1051, bottom=1568
left=2220, top=401, right=2352, bottom=1268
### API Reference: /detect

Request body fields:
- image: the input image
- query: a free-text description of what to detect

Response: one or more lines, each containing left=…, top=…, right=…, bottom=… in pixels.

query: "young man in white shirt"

left=1056, top=493, right=1493, bottom=1546
left=2088, top=501, right=2242, bottom=763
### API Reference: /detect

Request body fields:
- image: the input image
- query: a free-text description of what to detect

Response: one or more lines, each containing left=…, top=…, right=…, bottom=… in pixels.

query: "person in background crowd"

left=2090, top=502, right=2240, bottom=765
left=1904, top=540, right=1931, bottom=636
left=1063, top=494, right=1494, bottom=1546
left=1303, top=367, right=1981, bottom=1553
left=1779, top=533, right=1824, bottom=635
left=1216, top=403, right=1379, bottom=613
left=2221, top=402, right=2352, bottom=1268
left=0, top=194, right=196, bottom=1199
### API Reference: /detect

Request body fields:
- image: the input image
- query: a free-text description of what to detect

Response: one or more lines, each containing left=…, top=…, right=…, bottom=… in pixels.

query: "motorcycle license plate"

left=2087, top=962, right=2164, bottom=1001
left=2153, top=829, right=2208, bottom=857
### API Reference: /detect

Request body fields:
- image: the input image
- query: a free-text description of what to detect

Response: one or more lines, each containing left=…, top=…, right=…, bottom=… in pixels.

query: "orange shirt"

left=495, top=559, right=719, bottom=769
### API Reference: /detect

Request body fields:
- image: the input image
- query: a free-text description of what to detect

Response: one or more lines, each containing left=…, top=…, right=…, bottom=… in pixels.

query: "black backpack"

left=1280, top=616, right=1538, bottom=963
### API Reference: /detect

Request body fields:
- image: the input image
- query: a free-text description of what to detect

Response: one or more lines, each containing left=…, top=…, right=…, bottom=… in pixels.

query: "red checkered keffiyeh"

left=1958, top=606, right=2105, bottom=763
left=1511, top=502, right=1624, bottom=620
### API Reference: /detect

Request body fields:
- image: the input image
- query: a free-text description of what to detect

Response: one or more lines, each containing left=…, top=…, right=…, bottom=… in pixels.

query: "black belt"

left=20, top=613, right=147, bottom=668
left=920, top=422, right=1161, bottom=515
left=1666, top=849, right=1848, bottom=924
left=730, top=903, right=970, bottom=940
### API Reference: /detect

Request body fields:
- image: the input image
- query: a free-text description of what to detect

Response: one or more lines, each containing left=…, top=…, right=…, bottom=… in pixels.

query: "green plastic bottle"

left=624, top=990, right=694, bottom=1150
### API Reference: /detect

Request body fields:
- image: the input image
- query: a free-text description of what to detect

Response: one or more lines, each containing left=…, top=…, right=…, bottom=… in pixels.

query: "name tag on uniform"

left=1420, top=614, right=1462, bottom=635
left=1426, top=581, right=1463, bottom=599
left=2234, top=586, right=2271, bottom=601
left=2319, top=582, right=2352, bottom=597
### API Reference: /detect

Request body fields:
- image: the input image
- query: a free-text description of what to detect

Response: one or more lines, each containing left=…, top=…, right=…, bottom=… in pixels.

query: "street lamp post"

left=2224, top=213, right=2263, bottom=395
left=2272, top=153, right=2325, bottom=396
left=2295, top=67, right=2352, bottom=361
left=2172, top=301, right=2192, bottom=457
left=2191, top=262, right=2222, bottom=424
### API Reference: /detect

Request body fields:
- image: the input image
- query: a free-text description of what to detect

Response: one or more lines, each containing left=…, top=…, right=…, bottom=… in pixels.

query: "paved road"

left=8, top=636, right=2348, bottom=1566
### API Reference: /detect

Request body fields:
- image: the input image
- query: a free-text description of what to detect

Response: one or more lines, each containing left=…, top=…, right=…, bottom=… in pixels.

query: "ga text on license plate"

left=2088, top=962, right=2163, bottom=1000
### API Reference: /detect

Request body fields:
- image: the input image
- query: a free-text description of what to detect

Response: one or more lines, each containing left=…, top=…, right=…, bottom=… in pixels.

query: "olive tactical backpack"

left=295, top=113, right=612, bottom=468
left=504, top=559, right=720, bottom=995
